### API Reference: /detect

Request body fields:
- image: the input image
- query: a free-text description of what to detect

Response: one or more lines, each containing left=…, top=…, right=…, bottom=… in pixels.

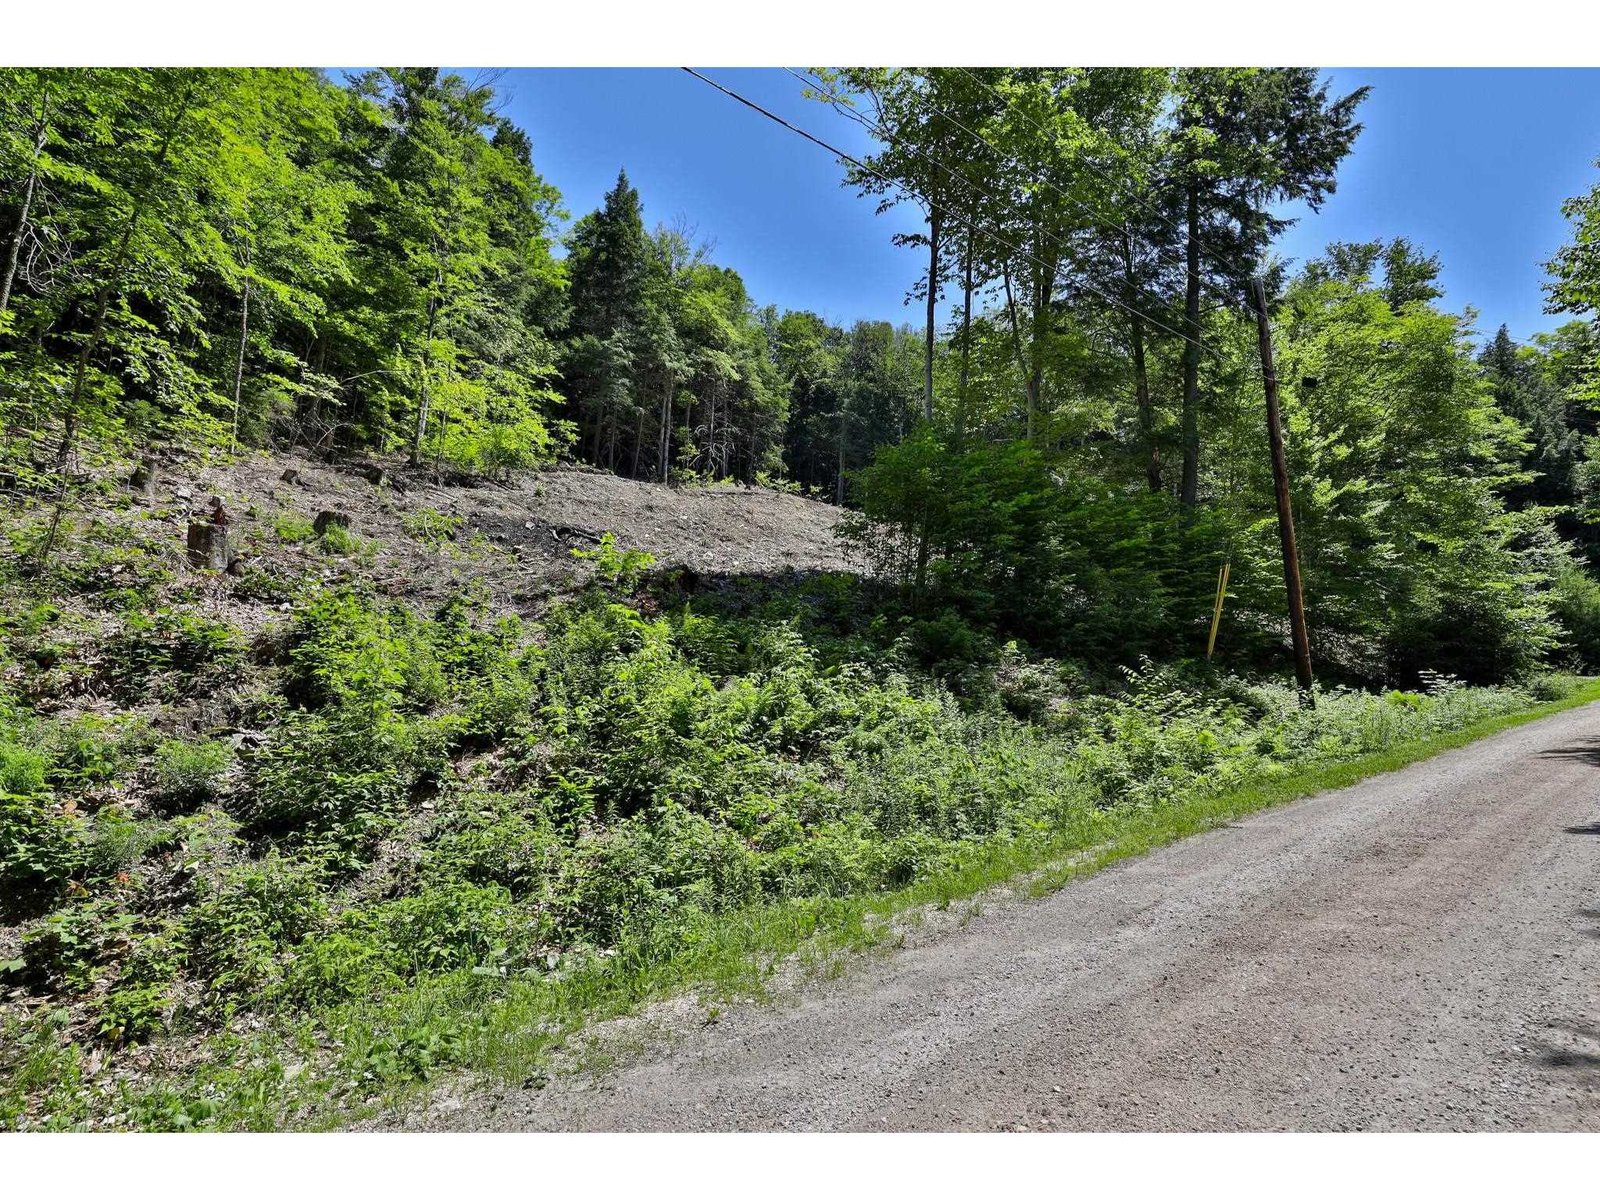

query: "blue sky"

left=488, top=67, right=1600, bottom=342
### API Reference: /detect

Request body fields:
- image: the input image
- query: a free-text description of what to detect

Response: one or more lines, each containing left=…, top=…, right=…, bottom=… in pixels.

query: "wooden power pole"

left=1249, top=276, right=1315, bottom=704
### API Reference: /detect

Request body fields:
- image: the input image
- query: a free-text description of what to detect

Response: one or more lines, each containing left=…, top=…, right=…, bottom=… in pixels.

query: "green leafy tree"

left=1166, top=68, right=1368, bottom=507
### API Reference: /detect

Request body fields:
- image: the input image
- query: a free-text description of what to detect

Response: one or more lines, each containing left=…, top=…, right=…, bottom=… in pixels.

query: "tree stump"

left=313, top=510, right=349, bottom=537
left=127, top=459, right=157, bottom=500
left=187, top=523, right=229, bottom=571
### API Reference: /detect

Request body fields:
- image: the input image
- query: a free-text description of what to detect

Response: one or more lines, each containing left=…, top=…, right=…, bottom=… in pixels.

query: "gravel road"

left=425, top=702, right=1600, bottom=1131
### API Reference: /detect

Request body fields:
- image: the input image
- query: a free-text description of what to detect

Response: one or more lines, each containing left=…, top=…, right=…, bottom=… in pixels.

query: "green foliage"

left=0, top=67, right=564, bottom=474
left=1, top=716, right=150, bottom=914
left=10, top=65, right=1600, bottom=1131
left=273, top=513, right=316, bottom=543
left=572, top=532, right=656, bottom=589
left=152, top=739, right=233, bottom=809
left=1551, top=562, right=1600, bottom=668
left=0, top=741, right=48, bottom=796
left=844, top=430, right=1222, bottom=661
left=17, top=905, right=119, bottom=991
left=183, top=855, right=328, bottom=995
left=0, top=554, right=1587, bottom=1129
left=85, top=806, right=174, bottom=877
left=400, top=507, right=464, bottom=548
left=0, top=789, right=84, bottom=919
left=243, top=707, right=430, bottom=864
left=99, top=611, right=244, bottom=702
left=316, top=522, right=368, bottom=557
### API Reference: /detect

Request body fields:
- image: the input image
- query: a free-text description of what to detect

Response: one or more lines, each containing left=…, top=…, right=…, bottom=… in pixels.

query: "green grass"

left=5, top=523, right=1594, bottom=1131
left=14, top=674, right=1587, bottom=1133
left=335, top=675, right=1600, bottom=1126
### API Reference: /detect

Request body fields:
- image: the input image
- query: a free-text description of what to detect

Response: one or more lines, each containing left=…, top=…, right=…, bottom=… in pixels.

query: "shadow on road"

left=1532, top=1019, right=1600, bottom=1072
left=1539, top=739, right=1600, bottom=770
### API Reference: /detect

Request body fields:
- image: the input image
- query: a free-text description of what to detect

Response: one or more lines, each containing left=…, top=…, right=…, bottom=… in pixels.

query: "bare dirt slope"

left=410, top=702, right=1600, bottom=1131
left=176, top=451, right=857, bottom=617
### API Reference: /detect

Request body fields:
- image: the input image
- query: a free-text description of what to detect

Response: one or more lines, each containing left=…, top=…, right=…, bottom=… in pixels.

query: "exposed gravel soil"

left=402, top=702, right=1600, bottom=1131
left=188, top=452, right=858, bottom=617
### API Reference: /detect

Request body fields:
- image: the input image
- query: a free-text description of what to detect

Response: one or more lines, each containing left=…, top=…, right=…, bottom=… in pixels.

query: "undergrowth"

left=1, top=501, right=1593, bottom=1130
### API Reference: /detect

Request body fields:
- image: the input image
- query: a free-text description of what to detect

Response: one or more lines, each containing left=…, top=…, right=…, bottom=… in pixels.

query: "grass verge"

left=13, top=680, right=1597, bottom=1131
left=353, top=677, right=1600, bottom=1127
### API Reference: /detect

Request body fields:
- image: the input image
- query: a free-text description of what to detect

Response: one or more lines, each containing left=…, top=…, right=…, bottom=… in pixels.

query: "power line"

left=893, top=67, right=1245, bottom=316
left=781, top=67, right=1192, bottom=329
left=681, top=67, right=1221, bottom=361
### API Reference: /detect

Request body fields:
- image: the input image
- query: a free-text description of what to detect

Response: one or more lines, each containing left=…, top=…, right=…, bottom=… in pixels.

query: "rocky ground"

left=128, top=450, right=862, bottom=620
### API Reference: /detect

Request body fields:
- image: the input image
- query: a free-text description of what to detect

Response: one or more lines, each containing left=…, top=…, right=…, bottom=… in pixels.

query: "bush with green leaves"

left=0, top=740, right=47, bottom=796
left=400, top=508, right=464, bottom=549
left=243, top=706, right=436, bottom=865
left=182, top=856, right=329, bottom=996
left=272, top=513, right=317, bottom=544
left=12, top=899, right=137, bottom=993
left=85, top=806, right=175, bottom=877
left=0, top=563, right=1586, bottom=1129
left=1, top=781, right=84, bottom=920
left=1551, top=561, right=1600, bottom=669
left=152, top=739, right=233, bottom=809
left=842, top=433, right=1228, bottom=665
left=98, top=612, right=244, bottom=702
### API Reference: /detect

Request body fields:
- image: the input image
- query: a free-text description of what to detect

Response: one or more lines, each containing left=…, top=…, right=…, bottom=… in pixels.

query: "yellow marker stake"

left=1206, top=561, right=1230, bottom=660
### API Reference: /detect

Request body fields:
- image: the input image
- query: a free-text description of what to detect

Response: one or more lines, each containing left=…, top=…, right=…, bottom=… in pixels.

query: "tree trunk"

left=659, top=377, right=672, bottom=483
left=230, top=266, right=250, bottom=453
left=412, top=258, right=442, bottom=460
left=835, top=403, right=847, bottom=506
left=1001, top=266, right=1031, bottom=435
left=1180, top=178, right=1202, bottom=508
left=1027, top=266, right=1052, bottom=443
left=957, top=230, right=973, bottom=444
left=39, top=76, right=197, bottom=567
left=1122, top=231, right=1160, bottom=493
left=0, top=89, right=48, bottom=326
left=922, top=208, right=940, bottom=422
left=705, top=390, right=716, bottom=478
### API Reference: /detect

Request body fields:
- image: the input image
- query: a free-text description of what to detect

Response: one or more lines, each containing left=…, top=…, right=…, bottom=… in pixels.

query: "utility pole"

left=1249, top=276, right=1315, bottom=704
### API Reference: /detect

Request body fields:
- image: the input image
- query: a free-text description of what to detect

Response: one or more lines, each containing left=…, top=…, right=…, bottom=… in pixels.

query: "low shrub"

left=1, top=790, right=84, bottom=919
left=182, top=856, right=329, bottom=996
left=152, top=739, right=233, bottom=809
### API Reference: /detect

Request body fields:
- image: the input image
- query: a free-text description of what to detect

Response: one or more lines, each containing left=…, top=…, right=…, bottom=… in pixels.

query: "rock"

left=313, top=510, right=350, bottom=536
left=186, top=522, right=229, bottom=571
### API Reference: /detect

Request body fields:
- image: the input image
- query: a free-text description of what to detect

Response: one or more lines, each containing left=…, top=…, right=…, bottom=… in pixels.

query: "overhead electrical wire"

left=781, top=67, right=1216, bottom=317
left=682, top=66, right=1224, bottom=361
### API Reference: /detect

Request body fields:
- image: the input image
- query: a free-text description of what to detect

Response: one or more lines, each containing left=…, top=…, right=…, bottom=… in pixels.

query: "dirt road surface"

left=414, top=701, right=1600, bottom=1131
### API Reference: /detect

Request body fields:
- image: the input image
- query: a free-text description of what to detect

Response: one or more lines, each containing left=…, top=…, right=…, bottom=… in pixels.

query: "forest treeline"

left=0, top=66, right=920, bottom=495
left=3, top=66, right=1600, bottom=685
